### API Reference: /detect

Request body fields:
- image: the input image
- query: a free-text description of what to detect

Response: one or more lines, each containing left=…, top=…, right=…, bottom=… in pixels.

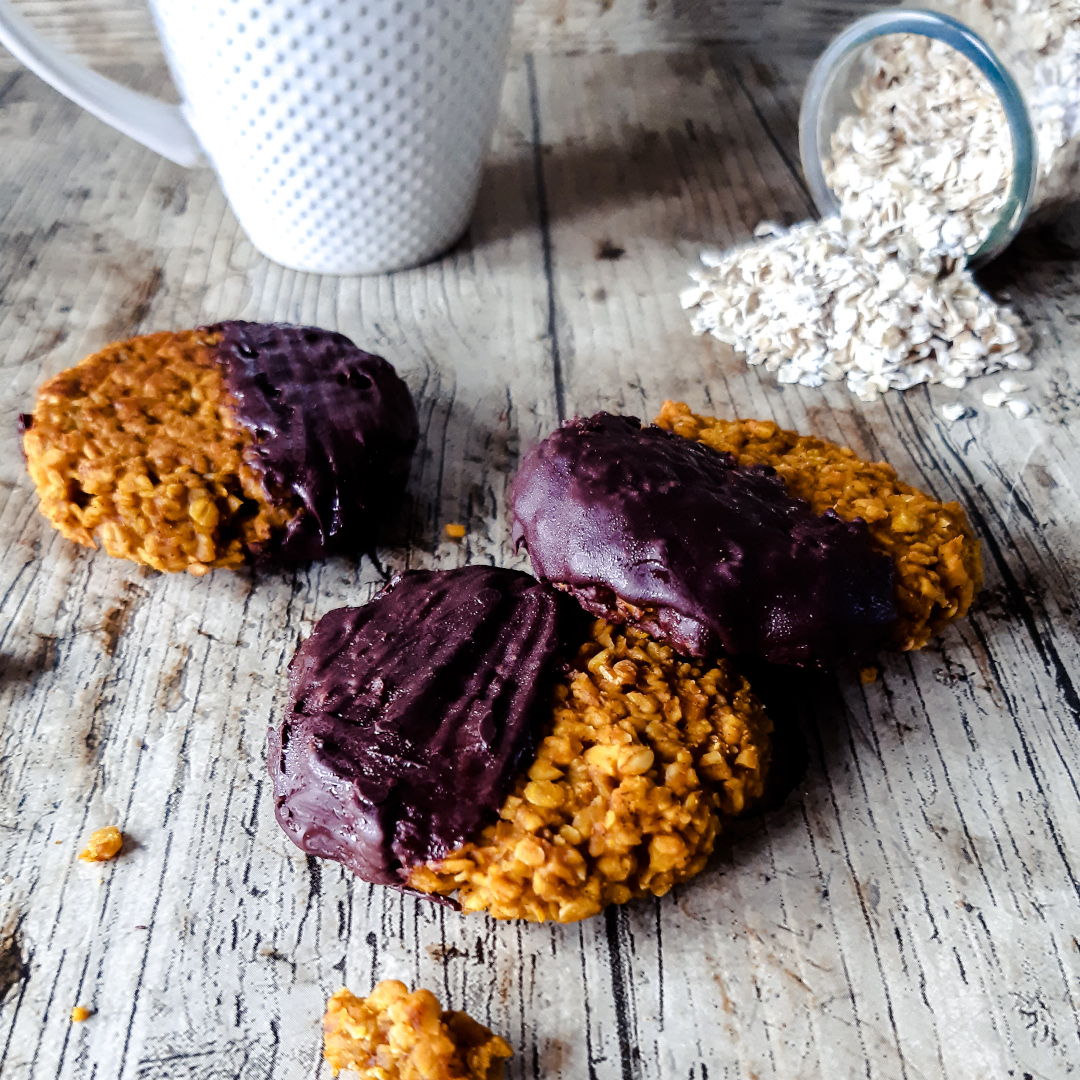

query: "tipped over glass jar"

left=800, top=1, right=1080, bottom=265
left=680, top=1, right=1080, bottom=400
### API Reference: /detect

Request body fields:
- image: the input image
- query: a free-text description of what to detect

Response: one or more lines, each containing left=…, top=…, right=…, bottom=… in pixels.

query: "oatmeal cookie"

left=654, top=400, right=982, bottom=650
left=323, top=981, right=511, bottom=1080
left=22, top=322, right=417, bottom=575
left=269, top=567, right=770, bottom=922
left=409, top=619, right=771, bottom=922
left=510, top=411, right=897, bottom=667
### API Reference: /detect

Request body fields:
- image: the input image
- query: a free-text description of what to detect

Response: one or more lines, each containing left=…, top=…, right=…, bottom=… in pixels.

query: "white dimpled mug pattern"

left=150, top=0, right=514, bottom=273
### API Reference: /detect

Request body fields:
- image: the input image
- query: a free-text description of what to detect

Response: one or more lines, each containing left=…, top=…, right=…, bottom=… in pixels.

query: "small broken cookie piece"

left=510, top=411, right=897, bottom=667
left=78, top=826, right=123, bottom=862
left=323, top=982, right=512, bottom=1080
left=409, top=619, right=772, bottom=923
left=22, top=322, right=417, bottom=574
left=269, top=566, right=569, bottom=886
left=654, top=400, right=983, bottom=650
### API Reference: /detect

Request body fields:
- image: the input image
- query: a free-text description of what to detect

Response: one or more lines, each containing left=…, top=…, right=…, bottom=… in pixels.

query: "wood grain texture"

left=510, top=0, right=893, bottom=55
left=0, top=37, right=1078, bottom=1080
left=6, top=0, right=892, bottom=66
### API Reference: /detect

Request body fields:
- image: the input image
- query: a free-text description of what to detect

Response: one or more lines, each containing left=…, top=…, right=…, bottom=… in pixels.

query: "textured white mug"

left=0, top=0, right=515, bottom=274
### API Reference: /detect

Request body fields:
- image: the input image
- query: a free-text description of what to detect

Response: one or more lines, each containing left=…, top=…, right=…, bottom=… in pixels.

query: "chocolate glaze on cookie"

left=510, top=412, right=897, bottom=667
left=269, top=566, right=567, bottom=885
left=213, top=321, right=418, bottom=562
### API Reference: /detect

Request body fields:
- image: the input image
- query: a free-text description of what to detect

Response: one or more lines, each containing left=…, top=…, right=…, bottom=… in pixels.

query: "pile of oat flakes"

left=681, top=8, right=1080, bottom=413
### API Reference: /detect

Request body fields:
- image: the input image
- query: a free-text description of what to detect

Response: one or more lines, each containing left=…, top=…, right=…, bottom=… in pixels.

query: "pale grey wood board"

left=8, top=0, right=895, bottom=64
left=0, top=45, right=1078, bottom=1080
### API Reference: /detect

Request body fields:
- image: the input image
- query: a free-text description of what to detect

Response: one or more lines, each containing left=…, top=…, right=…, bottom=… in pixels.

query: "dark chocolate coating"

left=211, top=321, right=418, bottom=562
left=269, top=566, right=565, bottom=885
left=509, top=412, right=896, bottom=667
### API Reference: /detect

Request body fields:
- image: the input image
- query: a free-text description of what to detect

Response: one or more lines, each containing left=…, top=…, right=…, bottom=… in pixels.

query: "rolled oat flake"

left=684, top=0, right=1080, bottom=402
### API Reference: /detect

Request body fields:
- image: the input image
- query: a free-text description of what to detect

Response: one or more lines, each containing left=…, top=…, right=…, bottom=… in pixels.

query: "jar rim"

left=798, top=8, right=1037, bottom=266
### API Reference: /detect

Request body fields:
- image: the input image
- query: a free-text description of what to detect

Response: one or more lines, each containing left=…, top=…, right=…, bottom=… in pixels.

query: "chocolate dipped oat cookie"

left=21, top=322, right=418, bottom=574
left=654, top=401, right=982, bottom=652
left=510, top=411, right=898, bottom=668
left=269, top=565, right=771, bottom=923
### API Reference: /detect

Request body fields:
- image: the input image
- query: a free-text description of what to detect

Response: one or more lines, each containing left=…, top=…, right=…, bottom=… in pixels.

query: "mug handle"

left=0, top=0, right=202, bottom=166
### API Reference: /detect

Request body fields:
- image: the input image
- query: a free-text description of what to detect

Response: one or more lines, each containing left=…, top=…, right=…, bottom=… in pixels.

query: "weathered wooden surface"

left=0, top=38, right=1079, bottom=1080
left=10, top=0, right=891, bottom=64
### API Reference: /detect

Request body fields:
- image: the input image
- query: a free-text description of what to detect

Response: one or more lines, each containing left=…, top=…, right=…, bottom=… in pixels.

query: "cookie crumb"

left=70, top=1006, right=92, bottom=1022
left=78, top=826, right=123, bottom=863
left=445, top=523, right=467, bottom=539
left=860, top=666, right=879, bottom=684
left=941, top=403, right=967, bottom=423
left=323, top=982, right=511, bottom=1079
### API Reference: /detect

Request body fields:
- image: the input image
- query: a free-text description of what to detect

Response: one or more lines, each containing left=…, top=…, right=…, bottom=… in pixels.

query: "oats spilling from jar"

left=682, top=34, right=1032, bottom=402
left=827, top=36, right=1012, bottom=259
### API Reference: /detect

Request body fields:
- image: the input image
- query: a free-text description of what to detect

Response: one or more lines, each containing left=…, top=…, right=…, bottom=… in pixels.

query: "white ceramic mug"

left=0, top=0, right=515, bottom=274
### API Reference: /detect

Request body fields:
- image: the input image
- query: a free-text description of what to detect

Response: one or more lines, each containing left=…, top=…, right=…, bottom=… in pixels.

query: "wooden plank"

left=7, top=0, right=162, bottom=66
left=531, top=47, right=1080, bottom=1080
left=1, top=35, right=1079, bottom=1080
left=6, top=0, right=891, bottom=67
left=0, top=54, right=571, bottom=1079
left=511, top=0, right=890, bottom=56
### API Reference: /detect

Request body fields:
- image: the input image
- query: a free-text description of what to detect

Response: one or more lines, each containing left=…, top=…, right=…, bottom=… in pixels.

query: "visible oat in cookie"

left=23, top=329, right=288, bottom=575
left=408, top=619, right=771, bottom=923
left=323, top=981, right=512, bottom=1080
left=78, top=826, right=123, bottom=862
left=270, top=569, right=771, bottom=921
left=655, top=400, right=982, bottom=650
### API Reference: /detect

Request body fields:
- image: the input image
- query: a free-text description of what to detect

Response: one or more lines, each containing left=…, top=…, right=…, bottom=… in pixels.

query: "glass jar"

left=798, top=5, right=1080, bottom=265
